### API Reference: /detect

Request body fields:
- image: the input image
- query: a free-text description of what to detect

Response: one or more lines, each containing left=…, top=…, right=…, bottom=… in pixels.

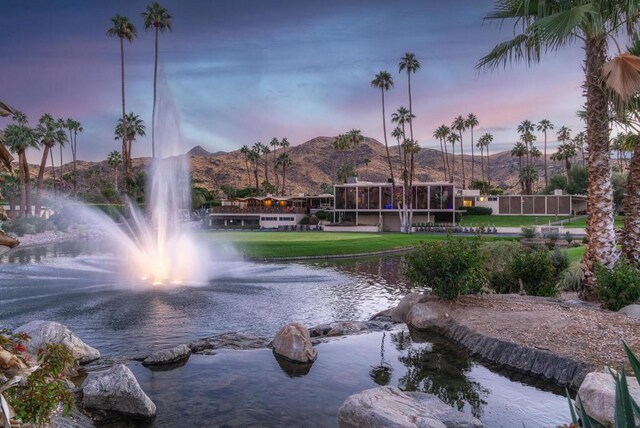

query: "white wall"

left=259, top=214, right=306, bottom=228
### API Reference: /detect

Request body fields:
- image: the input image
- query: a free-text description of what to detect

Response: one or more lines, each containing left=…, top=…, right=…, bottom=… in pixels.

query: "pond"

left=0, top=238, right=569, bottom=427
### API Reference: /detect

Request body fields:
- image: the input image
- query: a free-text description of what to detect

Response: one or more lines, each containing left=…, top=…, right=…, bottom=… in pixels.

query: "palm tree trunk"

left=244, top=158, right=251, bottom=186
left=254, top=164, right=259, bottom=193
left=18, top=151, right=26, bottom=217
left=486, top=149, right=491, bottom=186
left=24, top=154, right=32, bottom=217
left=35, top=145, right=50, bottom=217
left=439, top=139, right=447, bottom=180
left=581, top=36, right=618, bottom=300
left=450, top=144, right=455, bottom=183
left=459, top=132, right=466, bottom=188
left=152, top=27, right=158, bottom=158
left=565, top=159, right=572, bottom=183
left=622, top=141, right=640, bottom=266
left=480, top=146, right=485, bottom=183
left=59, top=143, right=63, bottom=188
left=264, top=157, right=269, bottom=185
left=120, top=37, right=129, bottom=191
left=470, top=127, right=475, bottom=183
left=544, top=131, right=548, bottom=186
left=72, top=133, right=77, bottom=195
left=380, top=89, right=396, bottom=201
left=114, top=166, right=119, bottom=192
left=282, top=164, right=286, bottom=195
left=50, top=149, right=56, bottom=198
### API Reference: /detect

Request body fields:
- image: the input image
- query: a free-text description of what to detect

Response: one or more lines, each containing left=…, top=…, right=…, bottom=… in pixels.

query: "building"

left=458, top=189, right=587, bottom=216
left=333, top=181, right=458, bottom=232
left=205, top=194, right=334, bottom=230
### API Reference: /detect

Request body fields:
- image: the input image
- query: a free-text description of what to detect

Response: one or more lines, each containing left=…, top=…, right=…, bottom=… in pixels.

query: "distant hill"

left=31, top=136, right=570, bottom=197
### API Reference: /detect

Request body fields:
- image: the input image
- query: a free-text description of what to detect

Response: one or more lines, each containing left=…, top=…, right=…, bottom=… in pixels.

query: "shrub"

left=404, top=236, right=486, bottom=300
left=557, top=264, right=584, bottom=292
left=595, top=259, right=640, bottom=311
left=480, top=241, right=521, bottom=294
left=463, top=206, right=493, bottom=216
left=520, top=227, right=537, bottom=239
left=549, top=249, right=569, bottom=276
left=299, top=216, right=310, bottom=225
left=315, top=210, right=329, bottom=220
left=509, top=248, right=558, bottom=297
left=5, top=217, right=49, bottom=236
left=545, top=232, right=560, bottom=249
left=564, top=231, right=575, bottom=245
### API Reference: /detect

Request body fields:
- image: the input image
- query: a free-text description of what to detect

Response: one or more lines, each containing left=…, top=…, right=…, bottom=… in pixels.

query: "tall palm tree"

left=107, top=150, right=123, bottom=192
left=371, top=71, right=395, bottom=187
left=480, top=133, right=494, bottom=186
left=0, top=101, right=15, bottom=172
left=391, top=107, right=413, bottom=161
left=398, top=53, right=420, bottom=144
left=347, top=129, right=364, bottom=176
left=465, top=113, right=479, bottom=183
left=551, top=143, right=577, bottom=183
left=476, top=135, right=486, bottom=183
left=261, top=144, right=271, bottom=185
left=573, top=131, right=586, bottom=165
left=250, top=142, right=263, bottom=192
left=34, top=114, right=66, bottom=216
left=4, top=112, right=38, bottom=217
left=115, top=113, right=146, bottom=169
left=447, top=132, right=460, bottom=184
left=433, top=125, right=450, bottom=180
left=107, top=14, right=137, bottom=187
left=536, top=119, right=554, bottom=186
left=277, top=152, right=292, bottom=195
left=477, top=0, right=640, bottom=299
left=511, top=141, right=528, bottom=193
left=143, top=1, right=172, bottom=158
left=517, top=120, right=535, bottom=170
left=240, top=145, right=252, bottom=186
left=451, top=116, right=466, bottom=188
left=65, top=118, right=82, bottom=195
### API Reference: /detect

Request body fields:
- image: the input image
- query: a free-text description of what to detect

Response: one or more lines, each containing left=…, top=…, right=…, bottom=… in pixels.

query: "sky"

left=1, top=0, right=588, bottom=163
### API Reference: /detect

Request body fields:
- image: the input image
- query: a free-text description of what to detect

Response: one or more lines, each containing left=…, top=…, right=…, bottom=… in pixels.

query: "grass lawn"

left=563, top=216, right=624, bottom=229
left=203, top=231, right=508, bottom=259
left=458, top=215, right=571, bottom=227
left=566, top=246, right=586, bottom=264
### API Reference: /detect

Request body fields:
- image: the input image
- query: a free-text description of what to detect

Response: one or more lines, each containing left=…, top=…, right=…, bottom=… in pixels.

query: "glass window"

left=415, top=186, right=428, bottom=209
left=382, top=186, right=394, bottom=209
left=429, top=186, right=442, bottom=209
left=346, top=187, right=357, bottom=209
left=335, top=187, right=346, bottom=209
left=442, top=186, right=454, bottom=210
left=358, top=187, right=368, bottom=209
left=369, top=186, right=380, bottom=210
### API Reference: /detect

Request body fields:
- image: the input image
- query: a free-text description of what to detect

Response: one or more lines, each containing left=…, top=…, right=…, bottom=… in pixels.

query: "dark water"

left=1, top=240, right=569, bottom=427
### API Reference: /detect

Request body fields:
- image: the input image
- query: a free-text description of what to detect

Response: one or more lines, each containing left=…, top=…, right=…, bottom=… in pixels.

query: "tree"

left=551, top=143, right=577, bottom=184
left=34, top=114, right=66, bottom=216
left=107, top=14, right=137, bottom=188
left=452, top=116, right=466, bottom=188
left=276, top=152, right=292, bottom=195
left=269, top=137, right=280, bottom=190
left=347, top=129, right=364, bottom=176
left=55, top=118, right=66, bottom=190
left=480, top=133, right=493, bottom=186
left=114, top=112, right=146, bottom=176
left=107, top=150, right=123, bottom=192
left=466, top=113, right=479, bottom=183
left=371, top=71, right=396, bottom=188
left=536, top=119, right=554, bottom=186
left=477, top=0, right=640, bottom=298
left=399, top=53, right=420, bottom=143
left=391, top=107, right=413, bottom=161
left=240, top=145, right=252, bottom=187
left=573, top=131, right=586, bottom=165
left=65, top=118, right=82, bottom=195
left=447, top=132, right=460, bottom=184
left=476, top=134, right=486, bottom=183
left=143, top=1, right=172, bottom=158
left=511, top=142, right=528, bottom=193
left=4, top=112, right=38, bottom=217
left=433, top=125, right=450, bottom=181
left=250, top=142, right=263, bottom=193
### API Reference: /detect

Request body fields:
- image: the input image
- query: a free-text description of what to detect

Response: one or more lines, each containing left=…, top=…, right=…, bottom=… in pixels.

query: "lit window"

left=463, top=200, right=473, bottom=207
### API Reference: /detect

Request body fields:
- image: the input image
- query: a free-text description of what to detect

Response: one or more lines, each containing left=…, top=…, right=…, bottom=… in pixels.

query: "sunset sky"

left=2, top=0, right=586, bottom=162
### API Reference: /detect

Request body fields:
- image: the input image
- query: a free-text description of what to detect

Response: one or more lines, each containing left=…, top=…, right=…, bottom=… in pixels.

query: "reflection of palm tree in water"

left=391, top=330, right=488, bottom=418
left=370, top=332, right=393, bottom=385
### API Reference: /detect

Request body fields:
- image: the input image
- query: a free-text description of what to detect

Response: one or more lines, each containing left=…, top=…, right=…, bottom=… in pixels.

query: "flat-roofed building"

left=333, top=181, right=458, bottom=232
left=459, top=190, right=587, bottom=216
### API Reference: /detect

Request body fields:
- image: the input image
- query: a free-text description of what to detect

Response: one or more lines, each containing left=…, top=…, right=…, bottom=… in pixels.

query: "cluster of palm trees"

left=479, top=0, right=640, bottom=298
left=332, top=129, right=364, bottom=182
left=0, top=110, right=83, bottom=217
left=371, top=52, right=421, bottom=233
left=240, top=138, right=292, bottom=195
left=107, top=1, right=172, bottom=190
left=432, top=115, right=492, bottom=189
left=113, top=112, right=146, bottom=185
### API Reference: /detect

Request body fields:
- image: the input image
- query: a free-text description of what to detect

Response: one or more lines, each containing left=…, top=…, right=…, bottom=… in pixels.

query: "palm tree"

left=536, top=119, right=554, bottom=186
left=65, top=118, right=82, bottom=195
left=371, top=71, right=395, bottom=187
left=398, top=53, right=420, bottom=144
left=518, top=120, right=535, bottom=170
left=391, top=107, right=413, bottom=161
left=261, top=144, right=271, bottom=185
left=240, top=145, right=252, bottom=187
left=447, top=132, right=460, bottom=184
left=115, top=113, right=146, bottom=171
left=480, top=133, right=494, bottom=186
left=347, top=129, right=364, bottom=176
left=451, top=116, right=466, bottom=188
left=477, top=0, right=640, bottom=299
left=107, top=14, right=137, bottom=187
left=0, top=101, right=15, bottom=173
left=573, top=131, right=586, bottom=165
left=250, top=143, right=263, bottom=192
left=55, top=118, right=66, bottom=183
left=143, top=1, right=172, bottom=158
left=277, top=152, right=293, bottom=195
left=433, top=125, right=450, bottom=180
left=476, top=135, right=486, bottom=183
left=466, top=113, right=479, bottom=183
left=511, top=142, right=528, bottom=193
left=107, top=150, right=123, bottom=192
left=552, top=143, right=577, bottom=183
left=4, top=112, right=38, bottom=217
left=34, top=114, right=66, bottom=216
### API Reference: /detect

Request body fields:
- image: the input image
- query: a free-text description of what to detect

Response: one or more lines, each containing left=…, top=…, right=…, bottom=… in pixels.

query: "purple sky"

left=1, top=0, right=587, bottom=163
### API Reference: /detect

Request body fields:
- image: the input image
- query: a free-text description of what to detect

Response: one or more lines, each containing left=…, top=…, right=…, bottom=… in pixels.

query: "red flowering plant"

left=0, top=327, right=75, bottom=427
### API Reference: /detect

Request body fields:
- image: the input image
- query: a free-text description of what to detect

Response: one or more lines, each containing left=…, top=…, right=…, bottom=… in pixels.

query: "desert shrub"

left=520, top=227, right=537, bottom=239
left=308, top=215, right=319, bottom=225
left=315, top=210, right=328, bottom=220
left=463, top=206, right=492, bottom=215
left=404, top=236, right=486, bottom=300
left=509, top=248, right=558, bottom=297
left=299, top=215, right=310, bottom=225
left=549, top=249, right=569, bottom=276
left=595, top=259, right=640, bottom=311
left=480, top=241, right=521, bottom=293
left=564, top=231, right=575, bottom=245
left=557, top=264, right=584, bottom=292
left=545, top=232, right=560, bottom=249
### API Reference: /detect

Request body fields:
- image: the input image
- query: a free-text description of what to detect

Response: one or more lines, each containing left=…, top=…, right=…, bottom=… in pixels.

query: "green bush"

left=480, top=241, right=521, bottom=294
left=5, top=217, right=49, bottom=236
left=595, top=259, right=640, bottom=311
left=520, top=227, right=537, bottom=239
left=299, top=216, right=310, bottom=225
left=509, top=248, right=558, bottom=297
left=463, top=206, right=493, bottom=215
left=549, top=249, right=569, bottom=276
left=557, top=264, right=584, bottom=292
left=315, top=210, right=329, bottom=220
left=404, top=236, right=486, bottom=300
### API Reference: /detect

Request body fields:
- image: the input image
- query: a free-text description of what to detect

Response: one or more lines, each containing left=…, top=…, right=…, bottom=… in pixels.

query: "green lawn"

left=562, top=216, right=624, bottom=229
left=566, top=246, right=586, bottom=264
left=458, top=215, right=571, bottom=227
left=203, top=231, right=507, bottom=259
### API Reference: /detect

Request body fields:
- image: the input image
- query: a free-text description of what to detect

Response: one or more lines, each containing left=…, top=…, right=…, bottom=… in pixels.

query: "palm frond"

left=602, top=53, right=640, bottom=103
left=0, top=102, right=15, bottom=118
left=476, top=33, right=540, bottom=69
left=529, top=4, right=594, bottom=50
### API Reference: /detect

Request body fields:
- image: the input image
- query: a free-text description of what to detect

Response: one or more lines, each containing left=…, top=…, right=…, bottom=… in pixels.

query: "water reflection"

left=392, top=330, right=488, bottom=418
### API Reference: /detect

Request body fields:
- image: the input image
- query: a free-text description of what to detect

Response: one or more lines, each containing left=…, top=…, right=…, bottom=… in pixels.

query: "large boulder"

left=619, top=304, right=640, bottom=319
left=406, top=302, right=440, bottom=330
left=338, top=386, right=482, bottom=428
left=391, top=293, right=428, bottom=323
left=83, top=364, right=156, bottom=419
left=578, top=371, right=640, bottom=426
left=271, top=323, right=317, bottom=363
left=143, top=344, right=191, bottom=366
left=16, top=321, right=100, bottom=364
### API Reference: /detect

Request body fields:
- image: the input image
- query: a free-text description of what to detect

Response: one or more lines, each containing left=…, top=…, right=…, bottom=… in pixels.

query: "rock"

left=16, top=321, right=100, bottom=364
left=578, top=371, right=640, bottom=426
left=406, top=302, right=440, bottom=330
left=391, top=293, right=429, bottom=323
left=189, top=332, right=271, bottom=354
left=271, top=323, right=317, bottom=363
left=338, top=386, right=482, bottom=428
left=143, top=344, right=191, bottom=366
left=619, top=304, right=640, bottom=319
left=50, top=407, right=96, bottom=428
left=83, top=364, right=156, bottom=419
